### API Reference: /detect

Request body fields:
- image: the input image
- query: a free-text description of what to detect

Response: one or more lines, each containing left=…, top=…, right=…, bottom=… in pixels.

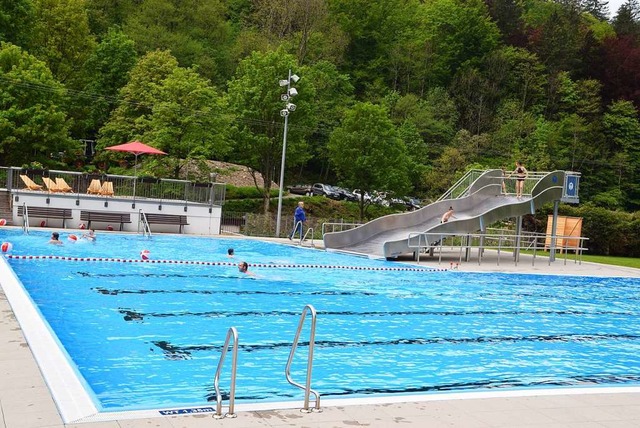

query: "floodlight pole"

left=275, top=69, right=292, bottom=237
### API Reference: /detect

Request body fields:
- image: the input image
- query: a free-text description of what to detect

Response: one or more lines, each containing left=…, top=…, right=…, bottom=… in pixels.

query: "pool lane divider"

left=5, top=255, right=447, bottom=272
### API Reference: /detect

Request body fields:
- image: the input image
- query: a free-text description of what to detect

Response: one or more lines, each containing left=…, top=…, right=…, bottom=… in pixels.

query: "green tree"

left=0, top=0, right=35, bottom=47
left=30, top=0, right=96, bottom=84
left=297, top=60, right=354, bottom=181
left=85, top=0, right=135, bottom=36
left=99, top=50, right=229, bottom=178
left=99, top=50, right=179, bottom=147
left=603, top=100, right=640, bottom=209
left=226, top=49, right=318, bottom=213
left=416, top=0, right=500, bottom=87
left=123, top=0, right=232, bottom=83
left=147, top=67, right=231, bottom=178
left=73, top=28, right=137, bottom=139
left=388, top=88, right=458, bottom=161
left=0, top=42, right=76, bottom=167
left=328, top=102, right=410, bottom=220
left=328, top=0, right=418, bottom=95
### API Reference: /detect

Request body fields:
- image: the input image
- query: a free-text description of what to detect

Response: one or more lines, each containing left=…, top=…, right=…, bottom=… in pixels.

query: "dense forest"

left=1, top=0, right=639, bottom=217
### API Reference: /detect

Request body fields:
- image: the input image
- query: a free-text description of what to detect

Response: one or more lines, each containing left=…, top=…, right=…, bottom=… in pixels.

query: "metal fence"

left=220, top=211, right=361, bottom=239
left=408, top=230, right=588, bottom=266
left=4, top=166, right=226, bottom=205
left=438, top=169, right=551, bottom=201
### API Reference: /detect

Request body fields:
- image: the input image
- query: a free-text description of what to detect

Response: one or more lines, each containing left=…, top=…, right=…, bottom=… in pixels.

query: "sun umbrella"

left=105, top=141, right=167, bottom=198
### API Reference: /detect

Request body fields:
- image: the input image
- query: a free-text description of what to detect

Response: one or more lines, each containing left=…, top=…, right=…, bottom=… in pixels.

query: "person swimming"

left=238, top=261, right=256, bottom=276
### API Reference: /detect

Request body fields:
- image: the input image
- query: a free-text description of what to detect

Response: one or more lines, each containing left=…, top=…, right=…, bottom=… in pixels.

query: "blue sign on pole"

left=562, top=173, right=580, bottom=203
left=566, top=176, right=577, bottom=197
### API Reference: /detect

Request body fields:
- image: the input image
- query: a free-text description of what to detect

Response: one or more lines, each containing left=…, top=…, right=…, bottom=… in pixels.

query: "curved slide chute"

left=323, top=170, right=566, bottom=259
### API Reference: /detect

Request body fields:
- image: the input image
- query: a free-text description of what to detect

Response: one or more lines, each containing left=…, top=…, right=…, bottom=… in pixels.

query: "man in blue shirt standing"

left=289, top=201, right=306, bottom=240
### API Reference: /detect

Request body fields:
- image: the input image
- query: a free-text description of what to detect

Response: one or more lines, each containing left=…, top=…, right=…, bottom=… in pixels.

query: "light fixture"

left=275, top=69, right=301, bottom=237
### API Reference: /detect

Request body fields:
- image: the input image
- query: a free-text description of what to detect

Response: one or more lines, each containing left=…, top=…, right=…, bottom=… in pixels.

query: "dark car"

left=286, top=184, right=312, bottom=196
left=311, top=183, right=341, bottom=199
left=331, top=186, right=358, bottom=202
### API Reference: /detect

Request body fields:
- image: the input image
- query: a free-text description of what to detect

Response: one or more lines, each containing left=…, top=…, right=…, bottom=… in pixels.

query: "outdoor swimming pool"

left=1, top=229, right=640, bottom=415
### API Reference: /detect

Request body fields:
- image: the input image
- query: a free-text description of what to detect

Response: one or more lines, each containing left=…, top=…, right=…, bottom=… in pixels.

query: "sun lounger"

left=55, top=177, right=73, bottom=193
left=20, top=175, right=43, bottom=191
left=99, top=181, right=114, bottom=196
left=42, top=177, right=61, bottom=192
left=87, top=179, right=102, bottom=195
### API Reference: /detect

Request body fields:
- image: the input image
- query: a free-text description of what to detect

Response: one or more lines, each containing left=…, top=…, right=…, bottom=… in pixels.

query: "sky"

left=607, top=0, right=625, bottom=17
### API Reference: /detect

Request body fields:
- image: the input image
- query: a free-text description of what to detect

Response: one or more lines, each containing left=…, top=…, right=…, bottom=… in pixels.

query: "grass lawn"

left=578, top=254, right=640, bottom=269
left=518, top=250, right=640, bottom=269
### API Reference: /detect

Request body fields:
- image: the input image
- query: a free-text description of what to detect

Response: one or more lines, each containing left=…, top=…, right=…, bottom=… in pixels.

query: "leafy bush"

left=536, top=203, right=640, bottom=257
left=225, top=185, right=279, bottom=199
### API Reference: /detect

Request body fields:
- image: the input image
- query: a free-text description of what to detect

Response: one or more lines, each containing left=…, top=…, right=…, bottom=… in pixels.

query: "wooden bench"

left=17, top=206, right=73, bottom=228
left=144, top=213, right=189, bottom=233
left=80, top=211, right=132, bottom=231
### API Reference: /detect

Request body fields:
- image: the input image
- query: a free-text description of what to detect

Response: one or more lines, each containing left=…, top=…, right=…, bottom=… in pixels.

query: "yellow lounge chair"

left=87, top=179, right=102, bottom=195
left=42, top=177, right=61, bottom=192
left=55, top=177, right=73, bottom=193
left=99, top=181, right=114, bottom=196
left=20, top=174, right=43, bottom=191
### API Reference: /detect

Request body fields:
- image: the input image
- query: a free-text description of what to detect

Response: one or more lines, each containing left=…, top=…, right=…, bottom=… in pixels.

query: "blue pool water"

left=1, top=229, right=640, bottom=412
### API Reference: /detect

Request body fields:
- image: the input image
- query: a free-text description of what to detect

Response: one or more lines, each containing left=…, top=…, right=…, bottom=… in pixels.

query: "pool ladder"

left=138, top=209, right=152, bottom=238
left=213, top=327, right=238, bottom=419
left=213, top=306, right=320, bottom=418
left=285, top=304, right=321, bottom=413
left=290, top=221, right=314, bottom=247
left=22, top=203, right=30, bottom=234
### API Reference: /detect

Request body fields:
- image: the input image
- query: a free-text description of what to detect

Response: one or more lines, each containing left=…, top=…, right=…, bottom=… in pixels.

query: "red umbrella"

left=105, top=141, right=167, bottom=197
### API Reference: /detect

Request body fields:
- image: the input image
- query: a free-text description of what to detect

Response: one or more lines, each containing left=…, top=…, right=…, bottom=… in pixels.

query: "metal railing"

left=138, top=210, right=152, bottom=238
left=213, top=327, right=239, bottom=419
left=321, top=221, right=361, bottom=237
left=3, top=166, right=226, bottom=206
left=301, top=227, right=315, bottom=247
left=285, top=304, right=321, bottom=413
left=408, top=231, right=588, bottom=266
left=437, top=169, right=485, bottom=201
left=438, top=169, right=551, bottom=201
left=22, top=203, right=29, bottom=234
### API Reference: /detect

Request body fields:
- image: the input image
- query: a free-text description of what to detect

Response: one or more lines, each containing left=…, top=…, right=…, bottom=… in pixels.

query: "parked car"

left=404, top=197, right=421, bottom=210
left=286, top=184, right=312, bottom=196
left=352, top=189, right=371, bottom=203
left=330, top=185, right=358, bottom=202
left=312, top=183, right=341, bottom=199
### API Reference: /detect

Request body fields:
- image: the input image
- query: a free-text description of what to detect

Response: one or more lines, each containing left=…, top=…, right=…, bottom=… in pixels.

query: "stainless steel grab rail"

left=138, top=209, right=152, bottom=238
left=22, top=203, right=30, bottom=234
left=285, top=304, right=321, bottom=413
left=301, top=227, right=314, bottom=246
left=213, top=327, right=238, bottom=419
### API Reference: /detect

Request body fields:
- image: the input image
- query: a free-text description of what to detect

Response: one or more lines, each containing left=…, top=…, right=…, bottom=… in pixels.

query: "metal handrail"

left=213, top=327, right=239, bottom=419
left=285, top=304, right=321, bottom=413
left=138, top=210, right=152, bottom=238
left=22, top=203, right=29, bottom=234
left=300, top=227, right=314, bottom=246
left=437, top=169, right=484, bottom=201
left=321, top=222, right=361, bottom=237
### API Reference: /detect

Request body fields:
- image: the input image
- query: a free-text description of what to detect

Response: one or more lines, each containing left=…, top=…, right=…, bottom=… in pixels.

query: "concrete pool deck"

left=1, top=237, right=640, bottom=427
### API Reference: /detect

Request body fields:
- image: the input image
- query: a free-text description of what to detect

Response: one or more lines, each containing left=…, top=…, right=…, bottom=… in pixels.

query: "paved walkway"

left=1, top=238, right=639, bottom=427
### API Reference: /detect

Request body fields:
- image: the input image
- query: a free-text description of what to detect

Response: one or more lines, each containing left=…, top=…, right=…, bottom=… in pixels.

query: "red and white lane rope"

left=5, top=255, right=448, bottom=272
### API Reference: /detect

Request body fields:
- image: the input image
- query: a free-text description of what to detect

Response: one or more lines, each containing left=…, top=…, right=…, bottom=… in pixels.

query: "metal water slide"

left=323, top=170, right=567, bottom=259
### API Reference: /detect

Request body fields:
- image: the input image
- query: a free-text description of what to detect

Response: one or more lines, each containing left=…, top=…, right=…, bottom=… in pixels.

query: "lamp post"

left=275, top=70, right=300, bottom=237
